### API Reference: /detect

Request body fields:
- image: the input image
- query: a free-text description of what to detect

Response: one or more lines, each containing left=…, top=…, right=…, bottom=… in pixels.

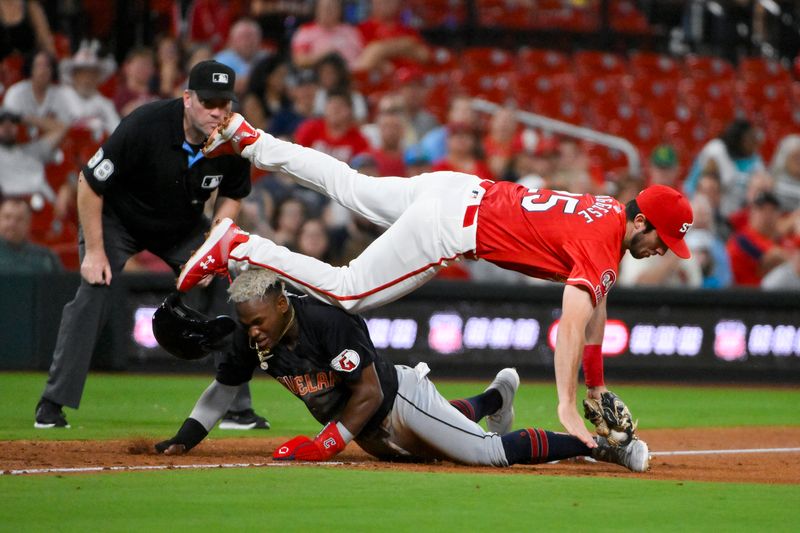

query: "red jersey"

left=295, top=118, right=370, bottom=163
left=476, top=182, right=627, bottom=305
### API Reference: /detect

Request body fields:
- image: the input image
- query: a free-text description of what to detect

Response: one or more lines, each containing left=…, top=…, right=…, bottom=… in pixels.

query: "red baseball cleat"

left=177, top=218, right=250, bottom=292
left=203, top=113, right=260, bottom=158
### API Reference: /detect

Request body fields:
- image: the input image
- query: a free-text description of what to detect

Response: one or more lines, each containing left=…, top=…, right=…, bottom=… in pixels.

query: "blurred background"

left=2, top=0, right=799, bottom=380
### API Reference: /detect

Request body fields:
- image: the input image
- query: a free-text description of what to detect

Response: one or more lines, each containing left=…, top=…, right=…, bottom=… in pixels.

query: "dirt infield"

left=3, top=427, right=799, bottom=483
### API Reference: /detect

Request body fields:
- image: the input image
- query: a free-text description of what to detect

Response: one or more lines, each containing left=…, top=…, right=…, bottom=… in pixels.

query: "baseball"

left=608, top=430, right=630, bottom=445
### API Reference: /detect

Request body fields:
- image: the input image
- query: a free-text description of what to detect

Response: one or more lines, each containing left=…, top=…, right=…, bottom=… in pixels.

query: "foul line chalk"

left=5, top=447, right=800, bottom=475
left=1, top=461, right=345, bottom=476
left=651, top=447, right=800, bottom=457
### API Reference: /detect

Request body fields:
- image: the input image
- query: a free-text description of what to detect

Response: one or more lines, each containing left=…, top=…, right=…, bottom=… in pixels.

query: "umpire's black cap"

left=188, top=60, right=237, bottom=102
left=152, top=292, right=236, bottom=360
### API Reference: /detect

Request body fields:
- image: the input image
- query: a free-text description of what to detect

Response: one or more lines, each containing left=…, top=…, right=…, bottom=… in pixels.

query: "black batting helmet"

left=152, top=292, right=236, bottom=360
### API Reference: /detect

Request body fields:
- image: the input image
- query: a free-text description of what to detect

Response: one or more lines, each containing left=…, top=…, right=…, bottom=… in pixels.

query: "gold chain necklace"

left=250, top=304, right=296, bottom=370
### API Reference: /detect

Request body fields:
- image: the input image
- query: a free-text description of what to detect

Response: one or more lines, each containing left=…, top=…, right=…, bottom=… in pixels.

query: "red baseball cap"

left=636, top=185, right=694, bottom=259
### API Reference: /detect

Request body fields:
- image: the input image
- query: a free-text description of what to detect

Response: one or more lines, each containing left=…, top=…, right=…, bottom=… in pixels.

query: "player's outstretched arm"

left=583, top=297, right=609, bottom=400
left=154, top=379, right=240, bottom=455
left=555, top=285, right=597, bottom=448
left=273, top=364, right=384, bottom=461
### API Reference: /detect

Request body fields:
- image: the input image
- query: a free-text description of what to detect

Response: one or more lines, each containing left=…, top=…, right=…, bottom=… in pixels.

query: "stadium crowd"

left=1, top=0, right=799, bottom=290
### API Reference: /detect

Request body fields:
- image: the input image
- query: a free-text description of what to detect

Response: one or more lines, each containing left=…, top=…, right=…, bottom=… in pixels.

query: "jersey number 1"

left=521, top=189, right=582, bottom=213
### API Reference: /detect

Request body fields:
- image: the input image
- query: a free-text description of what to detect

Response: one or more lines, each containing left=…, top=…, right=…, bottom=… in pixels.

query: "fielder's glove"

left=582, top=391, right=638, bottom=446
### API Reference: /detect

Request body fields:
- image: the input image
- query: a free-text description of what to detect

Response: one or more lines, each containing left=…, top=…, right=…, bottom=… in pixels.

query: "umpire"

left=35, top=60, right=267, bottom=429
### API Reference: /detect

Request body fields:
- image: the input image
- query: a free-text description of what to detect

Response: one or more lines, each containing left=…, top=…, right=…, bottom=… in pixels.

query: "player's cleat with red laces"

left=485, top=367, right=519, bottom=434
left=177, top=218, right=250, bottom=292
left=592, top=436, right=650, bottom=472
left=203, top=112, right=260, bottom=157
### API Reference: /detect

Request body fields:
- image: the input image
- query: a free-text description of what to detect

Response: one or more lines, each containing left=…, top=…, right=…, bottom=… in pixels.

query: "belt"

left=462, top=179, right=494, bottom=228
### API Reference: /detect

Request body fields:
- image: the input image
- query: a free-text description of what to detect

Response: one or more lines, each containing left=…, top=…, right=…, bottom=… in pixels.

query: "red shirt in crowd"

left=726, top=226, right=777, bottom=286
left=475, top=182, right=627, bottom=305
left=358, top=18, right=425, bottom=69
left=369, top=149, right=407, bottom=177
left=294, top=118, right=370, bottom=163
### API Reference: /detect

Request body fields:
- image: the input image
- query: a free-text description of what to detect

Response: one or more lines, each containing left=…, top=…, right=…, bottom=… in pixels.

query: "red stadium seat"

left=517, top=48, right=570, bottom=76
left=738, top=57, right=792, bottom=83
left=573, top=50, right=627, bottom=76
left=461, top=47, right=515, bottom=75
left=685, top=55, right=735, bottom=81
left=629, top=51, right=682, bottom=80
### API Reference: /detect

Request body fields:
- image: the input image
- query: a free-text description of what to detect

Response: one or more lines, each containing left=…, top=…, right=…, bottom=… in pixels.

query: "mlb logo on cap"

left=188, top=60, right=237, bottom=102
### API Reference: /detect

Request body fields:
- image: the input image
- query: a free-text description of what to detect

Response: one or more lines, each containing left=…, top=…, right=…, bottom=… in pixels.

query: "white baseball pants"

left=231, top=133, right=488, bottom=312
left=358, top=364, right=509, bottom=466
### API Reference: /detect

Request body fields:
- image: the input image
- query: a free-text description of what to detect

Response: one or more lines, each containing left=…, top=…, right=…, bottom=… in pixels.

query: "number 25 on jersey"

left=521, top=189, right=582, bottom=213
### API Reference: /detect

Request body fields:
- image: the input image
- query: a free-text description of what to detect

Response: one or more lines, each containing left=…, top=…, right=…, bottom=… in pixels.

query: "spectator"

left=296, top=217, right=332, bottom=261
left=113, top=47, right=158, bottom=117
left=363, top=93, right=410, bottom=176
left=186, top=0, right=233, bottom=52
left=241, top=54, right=292, bottom=131
left=685, top=193, right=732, bottom=289
left=0, top=106, right=67, bottom=204
left=291, top=0, right=363, bottom=69
left=414, top=95, right=477, bottom=164
left=312, top=52, right=368, bottom=122
left=727, top=191, right=786, bottom=286
left=354, top=0, right=429, bottom=72
left=761, top=236, right=800, bottom=290
left=402, top=144, right=431, bottom=176
left=295, top=88, right=370, bottom=163
left=0, top=0, right=55, bottom=59
left=647, top=144, right=680, bottom=188
left=214, top=18, right=268, bottom=95
left=769, top=133, right=800, bottom=212
left=153, top=36, right=183, bottom=98
left=269, top=67, right=317, bottom=140
left=395, top=66, right=438, bottom=139
left=512, top=130, right=560, bottom=189
left=175, top=44, right=214, bottom=94
left=684, top=118, right=764, bottom=217
left=431, top=122, right=494, bottom=180
left=271, top=196, right=307, bottom=248
left=555, top=137, right=603, bottom=194
left=482, top=107, right=518, bottom=181
left=694, top=171, right=729, bottom=239
left=249, top=0, right=313, bottom=55
left=2, top=50, right=70, bottom=125
left=59, top=40, right=120, bottom=139
left=0, top=196, right=62, bottom=272
left=727, top=170, right=775, bottom=234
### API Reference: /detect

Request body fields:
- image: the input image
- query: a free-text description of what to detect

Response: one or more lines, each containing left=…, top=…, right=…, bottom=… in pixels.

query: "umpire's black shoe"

left=219, top=409, right=270, bottom=430
left=34, top=398, right=70, bottom=429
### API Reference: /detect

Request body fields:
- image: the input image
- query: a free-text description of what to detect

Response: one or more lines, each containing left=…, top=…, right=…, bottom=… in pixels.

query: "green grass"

left=2, top=468, right=798, bottom=532
left=2, top=372, right=799, bottom=440
left=2, top=372, right=799, bottom=531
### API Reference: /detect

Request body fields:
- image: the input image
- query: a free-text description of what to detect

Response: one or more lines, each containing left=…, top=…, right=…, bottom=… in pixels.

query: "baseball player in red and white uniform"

left=178, top=113, right=694, bottom=447
left=158, top=269, right=649, bottom=472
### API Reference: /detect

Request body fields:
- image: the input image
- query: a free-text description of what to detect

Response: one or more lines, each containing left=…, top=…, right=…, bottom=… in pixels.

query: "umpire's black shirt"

left=81, top=98, right=251, bottom=246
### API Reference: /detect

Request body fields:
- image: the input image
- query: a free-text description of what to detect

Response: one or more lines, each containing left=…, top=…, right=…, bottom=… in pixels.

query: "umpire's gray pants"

left=41, top=210, right=253, bottom=411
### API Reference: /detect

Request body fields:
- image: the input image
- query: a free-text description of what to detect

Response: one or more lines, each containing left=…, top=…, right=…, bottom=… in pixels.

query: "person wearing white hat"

left=59, top=40, right=120, bottom=138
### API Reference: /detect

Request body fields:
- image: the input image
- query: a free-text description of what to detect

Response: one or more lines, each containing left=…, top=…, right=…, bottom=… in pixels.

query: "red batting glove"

left=272, top=422, right=348, bottom=461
